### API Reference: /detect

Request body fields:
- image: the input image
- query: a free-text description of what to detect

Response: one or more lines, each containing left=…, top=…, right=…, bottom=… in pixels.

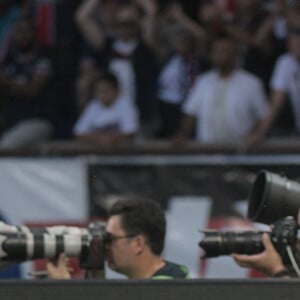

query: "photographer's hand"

left=232, top=233, right=287, bottom=277
left=46, top=253, right=72, bottom=279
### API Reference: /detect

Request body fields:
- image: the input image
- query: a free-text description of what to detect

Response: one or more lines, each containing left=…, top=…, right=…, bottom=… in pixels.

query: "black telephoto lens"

left=199, top=230, right=265, bottom=258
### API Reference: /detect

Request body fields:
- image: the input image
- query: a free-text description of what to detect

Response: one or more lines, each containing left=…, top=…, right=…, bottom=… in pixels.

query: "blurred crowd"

left=0, top=0, right=299, bottom=149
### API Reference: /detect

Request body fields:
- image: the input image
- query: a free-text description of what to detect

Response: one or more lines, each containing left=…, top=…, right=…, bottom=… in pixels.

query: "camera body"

left=199, top=170, right=300, bottom=265
left=0, top=221, right=108, bottom=271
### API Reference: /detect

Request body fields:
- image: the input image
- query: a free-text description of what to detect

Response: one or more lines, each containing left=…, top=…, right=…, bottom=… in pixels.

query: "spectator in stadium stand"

left=75, top=0, right=157, bottom=136
left=246, top=21, right=300, bottom=141
left=155, top=26, right=201, bottom=138
left=0, top=17, right=54, bottom=149
left=257, top=0, right=296, bottom=61
left=197, top=0, right=233, bottom=55
left=73, top=72, right=139, bottom=146
left=222, top=0, right=276, bottom=90
left=47, top=196, right=190, bottom=279
left=151, top=3, right=209, bottom=138
left=174, top=34, right=269, bottom=145
left=74, top=0, right=124, bottom=112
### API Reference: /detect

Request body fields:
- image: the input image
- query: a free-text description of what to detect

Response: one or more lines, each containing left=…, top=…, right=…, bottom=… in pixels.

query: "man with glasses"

left=47, top=196, right=190, bottom=279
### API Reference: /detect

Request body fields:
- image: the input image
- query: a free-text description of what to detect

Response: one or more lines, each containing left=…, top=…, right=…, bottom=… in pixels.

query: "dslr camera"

left=0, top=221, right=109, bottom=271
left=200, top=170, right=300, bottom=267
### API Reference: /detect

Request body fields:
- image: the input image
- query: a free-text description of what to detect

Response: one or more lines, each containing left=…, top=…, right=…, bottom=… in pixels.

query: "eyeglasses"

left=104, top=232, right=137, bottom=244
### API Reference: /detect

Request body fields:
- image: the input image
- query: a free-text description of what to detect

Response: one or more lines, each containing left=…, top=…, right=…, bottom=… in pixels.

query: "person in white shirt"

left=176, top=35, right=269, bottom=145
left=73, top=73, right=139, bottom=146
left=252, top=26, right=300, bottom=140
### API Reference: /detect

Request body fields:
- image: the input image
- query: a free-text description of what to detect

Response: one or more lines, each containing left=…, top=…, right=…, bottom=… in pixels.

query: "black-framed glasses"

left=104, top=232, right=137, bottom=244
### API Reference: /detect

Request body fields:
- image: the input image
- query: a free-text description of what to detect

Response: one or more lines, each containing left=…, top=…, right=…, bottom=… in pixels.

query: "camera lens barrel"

left=199, top=230, right=265, bottom=258
left=0, top=222, right=107, bottom=272
left=0, top=232, right=89, bottom=262
left=248, top=171, right=300, bottom=224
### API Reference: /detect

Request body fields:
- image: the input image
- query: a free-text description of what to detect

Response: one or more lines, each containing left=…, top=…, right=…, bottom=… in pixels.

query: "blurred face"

left=13, top=20, right=35, bottom=51
left=172, top=36, right=194, bottom=56
left=105, top=215, right=136, bottom=275
left=211, top=39, right=237, bottom=71
left=94, top=80, right=118, bottom=106
left=116, top=6, right=140, bottom=40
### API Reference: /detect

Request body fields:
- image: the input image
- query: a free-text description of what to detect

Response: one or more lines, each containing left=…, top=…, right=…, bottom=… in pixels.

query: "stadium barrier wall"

left=0, top=279, right=299, bottom=300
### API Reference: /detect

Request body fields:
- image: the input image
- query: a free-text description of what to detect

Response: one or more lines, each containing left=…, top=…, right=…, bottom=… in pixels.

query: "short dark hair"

left=108, top=196, right=166, bottom=255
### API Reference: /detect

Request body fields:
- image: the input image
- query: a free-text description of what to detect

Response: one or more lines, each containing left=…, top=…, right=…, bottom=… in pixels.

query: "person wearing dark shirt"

left=152, top=261, right=189, bottom=279
left=224, top=0, right=275, bottom=90
left=47, top=196, right=190, bottom=279
left=75, top=1, right=157, bottom=134
left=0, top=17, right=54, bottom=149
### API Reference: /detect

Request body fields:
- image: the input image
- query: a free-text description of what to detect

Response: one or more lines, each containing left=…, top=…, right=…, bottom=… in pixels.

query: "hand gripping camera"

left=0, top=221, right=108, bottom=271
left=199, top=170, right=300, bottom=273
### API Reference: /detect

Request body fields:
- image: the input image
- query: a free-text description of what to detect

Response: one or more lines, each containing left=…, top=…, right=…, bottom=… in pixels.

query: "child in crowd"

left=73, top=73, right=139, bottom=146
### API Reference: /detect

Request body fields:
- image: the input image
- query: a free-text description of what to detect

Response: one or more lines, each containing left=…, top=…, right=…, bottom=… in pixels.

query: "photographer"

left=232, top=171, right=300, bottom=277
left=199, top=170, right=300, bottom=278
left=47, top=196, right=190, bottom=280
left=232, top=233, right=289, bottom=278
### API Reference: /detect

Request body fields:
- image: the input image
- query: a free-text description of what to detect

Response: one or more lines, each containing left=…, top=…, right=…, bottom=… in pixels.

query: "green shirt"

left=151, top=261, right=190, bottom=279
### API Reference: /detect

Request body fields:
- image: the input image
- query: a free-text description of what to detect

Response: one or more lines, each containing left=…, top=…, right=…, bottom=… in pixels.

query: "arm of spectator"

left=247, top=0, right=287, bottom=49
left=172, top=76, right=201, bottom=144
left=246, top=89, right=287, bottom=145
left=0, top=70, right=49, bottom=99
left=172, top=114, right=196, bottom=144
left=46, top=253, right=72, bottom=280
left=2, top=56, right=51, bottom=99
left=10, top=72, right=49, bottom=99
left=76, top=60, right=100, bottom=112
left=75, top=0, right=106, bottom=50
left=232, top=233, right=288, bottom=277
left=135, top=0, right=170, bottom=60
left=254, top=15, right=276, bottom=48
left=75, top=132, right=136, bottom=146
left=135, top=0, right=158, bottom=47
left=73, top=98, right=138, bottom=146
left=225, top=24, right=258, bottom=47
left=166, top=3, right=206, bottom=45
left=225, top=17, right=272, bottom=49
